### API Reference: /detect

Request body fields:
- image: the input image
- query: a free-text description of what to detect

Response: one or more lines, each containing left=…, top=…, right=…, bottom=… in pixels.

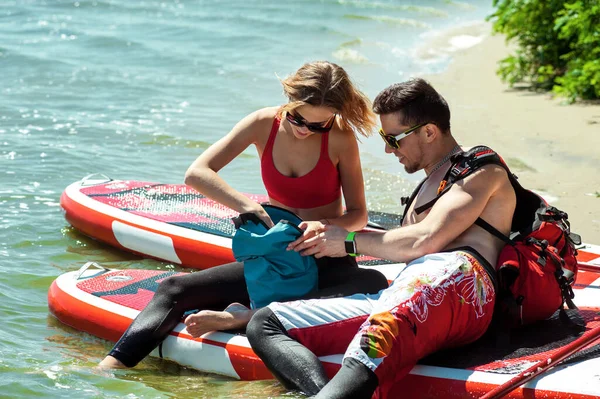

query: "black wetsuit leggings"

left=247, top=308, right=378, bottom=399
left=108, top=256, right=388, bottom=367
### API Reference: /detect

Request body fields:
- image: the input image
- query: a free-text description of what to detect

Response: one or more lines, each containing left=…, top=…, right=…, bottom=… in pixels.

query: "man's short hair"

left=373, top=78, right=451, bottom=133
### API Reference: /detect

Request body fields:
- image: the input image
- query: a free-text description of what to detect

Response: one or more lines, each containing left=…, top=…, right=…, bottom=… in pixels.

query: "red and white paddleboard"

left=49, top=261, right=600, bottom=398
left=60, top=176, right=600, bottom=271
left=54, top=175, right=600, bottom=397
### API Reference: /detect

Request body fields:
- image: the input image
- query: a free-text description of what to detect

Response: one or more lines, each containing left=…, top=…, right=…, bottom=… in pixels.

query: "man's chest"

left=403, top=178, right=444, bottom=225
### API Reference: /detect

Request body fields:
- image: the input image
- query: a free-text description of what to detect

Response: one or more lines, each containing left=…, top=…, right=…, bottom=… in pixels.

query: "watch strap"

left=345, top=231, right=358, bottom=256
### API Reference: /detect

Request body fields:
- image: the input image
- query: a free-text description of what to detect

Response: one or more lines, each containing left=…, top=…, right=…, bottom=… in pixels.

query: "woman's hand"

left=287, top=220, right=327, bottom=251
left=243, top=202, right=274, bottom=228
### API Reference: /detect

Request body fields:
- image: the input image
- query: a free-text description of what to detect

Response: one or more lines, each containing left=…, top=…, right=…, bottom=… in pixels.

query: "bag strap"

left=232, top=212, right=269, bottom=230
left=414, top=147, right=506, bottom=211
left=410, top=146, right=516, bottom=243
left=529, top=237, right=578, bottom=309
left=474, top=217, right=512, bottom=245
left=232, top=204, right=304, bottom=230
left=400, top=177, right=428, bottom=225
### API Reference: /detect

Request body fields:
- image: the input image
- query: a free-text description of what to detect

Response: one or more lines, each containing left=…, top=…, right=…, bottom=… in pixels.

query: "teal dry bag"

left=231, top=205, right=318, bottom=309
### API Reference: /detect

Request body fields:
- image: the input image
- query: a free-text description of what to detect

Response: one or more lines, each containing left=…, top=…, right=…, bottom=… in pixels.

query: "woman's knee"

left=154, top=275, right=187, bottom=301
left=361, top=270, right=389, bottom=294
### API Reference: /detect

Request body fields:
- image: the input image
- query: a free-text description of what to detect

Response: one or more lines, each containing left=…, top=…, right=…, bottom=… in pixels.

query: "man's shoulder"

left=452, top=146, right=512, bottom=191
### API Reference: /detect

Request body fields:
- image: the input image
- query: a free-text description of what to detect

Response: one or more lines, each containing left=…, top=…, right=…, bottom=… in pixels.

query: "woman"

left=99, top=61, right=388, bottom=369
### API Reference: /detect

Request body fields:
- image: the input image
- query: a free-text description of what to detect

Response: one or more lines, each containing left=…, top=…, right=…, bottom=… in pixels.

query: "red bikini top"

left=260, top=115, right=341, bottom=209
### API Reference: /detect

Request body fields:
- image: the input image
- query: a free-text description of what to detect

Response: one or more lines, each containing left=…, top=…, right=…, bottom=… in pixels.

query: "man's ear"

left=424, top=123, right=438, bottom=143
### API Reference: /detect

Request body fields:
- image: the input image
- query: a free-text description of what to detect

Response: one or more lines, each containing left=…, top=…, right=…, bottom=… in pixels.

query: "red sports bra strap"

left=265, top=115, right=281, bottom=152
left=320, top=132, right=329, bottom=158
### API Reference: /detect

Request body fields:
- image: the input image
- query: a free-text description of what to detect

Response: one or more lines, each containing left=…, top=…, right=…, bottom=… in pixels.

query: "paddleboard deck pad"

left=49, top=262, right=600, bottom=398
left=59, top=176, right=402, bottom=269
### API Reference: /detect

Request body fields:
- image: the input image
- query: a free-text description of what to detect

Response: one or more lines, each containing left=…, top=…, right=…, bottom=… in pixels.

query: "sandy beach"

left=423, top=27, right=600, bottom=244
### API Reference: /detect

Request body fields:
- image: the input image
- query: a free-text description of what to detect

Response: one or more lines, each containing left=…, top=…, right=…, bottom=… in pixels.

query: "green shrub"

left=488, top=0, right=600, bottom=102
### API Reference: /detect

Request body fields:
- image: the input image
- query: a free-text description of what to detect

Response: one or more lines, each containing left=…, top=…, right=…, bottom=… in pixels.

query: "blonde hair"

left=279, top=61, right=376, bottom=137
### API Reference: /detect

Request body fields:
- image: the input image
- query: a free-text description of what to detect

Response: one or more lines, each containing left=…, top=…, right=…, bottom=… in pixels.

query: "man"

left=246, top=78, right=516, bottom=399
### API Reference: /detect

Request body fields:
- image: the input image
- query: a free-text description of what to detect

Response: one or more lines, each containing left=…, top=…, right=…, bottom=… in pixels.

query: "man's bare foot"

left=184, top=303, right=255, bottom=338
left=98, top=355, right=127, bottom=369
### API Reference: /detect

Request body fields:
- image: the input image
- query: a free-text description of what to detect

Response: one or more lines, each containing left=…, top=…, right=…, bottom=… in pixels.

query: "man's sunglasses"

left=285, top=111, right=336, bottom=134
left=378, top=122, right=427, bottom=149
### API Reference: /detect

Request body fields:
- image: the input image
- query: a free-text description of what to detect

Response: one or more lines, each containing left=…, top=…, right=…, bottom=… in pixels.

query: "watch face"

left=345, top=240, right=355, bottom=254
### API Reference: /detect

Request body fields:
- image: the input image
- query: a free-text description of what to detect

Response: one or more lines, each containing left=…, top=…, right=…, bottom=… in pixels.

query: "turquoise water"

left=1, top=1, right=493, bottom=398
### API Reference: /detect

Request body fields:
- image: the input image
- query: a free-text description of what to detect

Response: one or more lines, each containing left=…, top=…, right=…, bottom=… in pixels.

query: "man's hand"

left=287, top=221, right=327, bottom=251
left=288, top=224, right=349, bottom=258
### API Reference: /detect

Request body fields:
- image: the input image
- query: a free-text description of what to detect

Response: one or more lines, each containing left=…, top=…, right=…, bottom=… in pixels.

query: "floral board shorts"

left=267, top=249, right=496, bottom=399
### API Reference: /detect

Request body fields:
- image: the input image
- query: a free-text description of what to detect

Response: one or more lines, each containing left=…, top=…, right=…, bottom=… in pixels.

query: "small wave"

left=332, top=48, right=369, bottom=64
left=442, top=0, right=477, bottom=11
left=448, top=34, right=484, bottom=50
left=343, top=14, right=431, bottom=29
left=81, top=32, right=147, bottom=52
left=337, top=1, right=448, bottom=17
left=140, top=135, right=212, bottom=150
left=411, top=21, right=489, bottom=65
left=2, top=45, right=77, bottom=70
left=340, top=38, right=362, bottom=48
left=184, top=8, right=343, bottom=44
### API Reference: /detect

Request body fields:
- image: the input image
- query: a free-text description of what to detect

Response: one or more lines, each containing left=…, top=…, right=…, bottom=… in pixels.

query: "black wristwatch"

left=345, top=232, right=358, bottom=257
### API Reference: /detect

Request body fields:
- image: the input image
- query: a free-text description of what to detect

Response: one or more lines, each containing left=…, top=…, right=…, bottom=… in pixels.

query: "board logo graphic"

left=106, top=275, right=133, bottom=282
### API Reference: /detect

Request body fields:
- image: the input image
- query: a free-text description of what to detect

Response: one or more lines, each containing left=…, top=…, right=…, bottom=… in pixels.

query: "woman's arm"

left=184, top=109, right=274, bottom=226
left=326, top=131, right=368, bottom=232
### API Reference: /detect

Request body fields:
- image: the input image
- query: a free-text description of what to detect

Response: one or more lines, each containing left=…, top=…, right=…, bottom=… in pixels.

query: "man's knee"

left=246, top=307, right=279, bottom=348
left=313, top=357, right=378, bottom=399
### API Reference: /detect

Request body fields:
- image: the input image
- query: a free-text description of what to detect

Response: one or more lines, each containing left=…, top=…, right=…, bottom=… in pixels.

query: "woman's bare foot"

left=98, top=355, right=127, bottom=369
left=184, top=303, right=255, bottom=338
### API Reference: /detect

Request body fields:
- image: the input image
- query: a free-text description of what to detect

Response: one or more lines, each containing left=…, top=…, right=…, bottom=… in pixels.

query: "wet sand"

left=423, top=29, right=600, bottom=243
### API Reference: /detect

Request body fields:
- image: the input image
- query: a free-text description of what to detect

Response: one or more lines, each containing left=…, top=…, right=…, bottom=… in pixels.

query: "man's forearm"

left=354, top=225, right=434, bottom=263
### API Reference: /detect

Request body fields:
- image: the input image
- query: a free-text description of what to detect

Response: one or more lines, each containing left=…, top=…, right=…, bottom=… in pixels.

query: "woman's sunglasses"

left=378, top=122, right=427, bottom=149
left=285, top=112, right=336, bottom=134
